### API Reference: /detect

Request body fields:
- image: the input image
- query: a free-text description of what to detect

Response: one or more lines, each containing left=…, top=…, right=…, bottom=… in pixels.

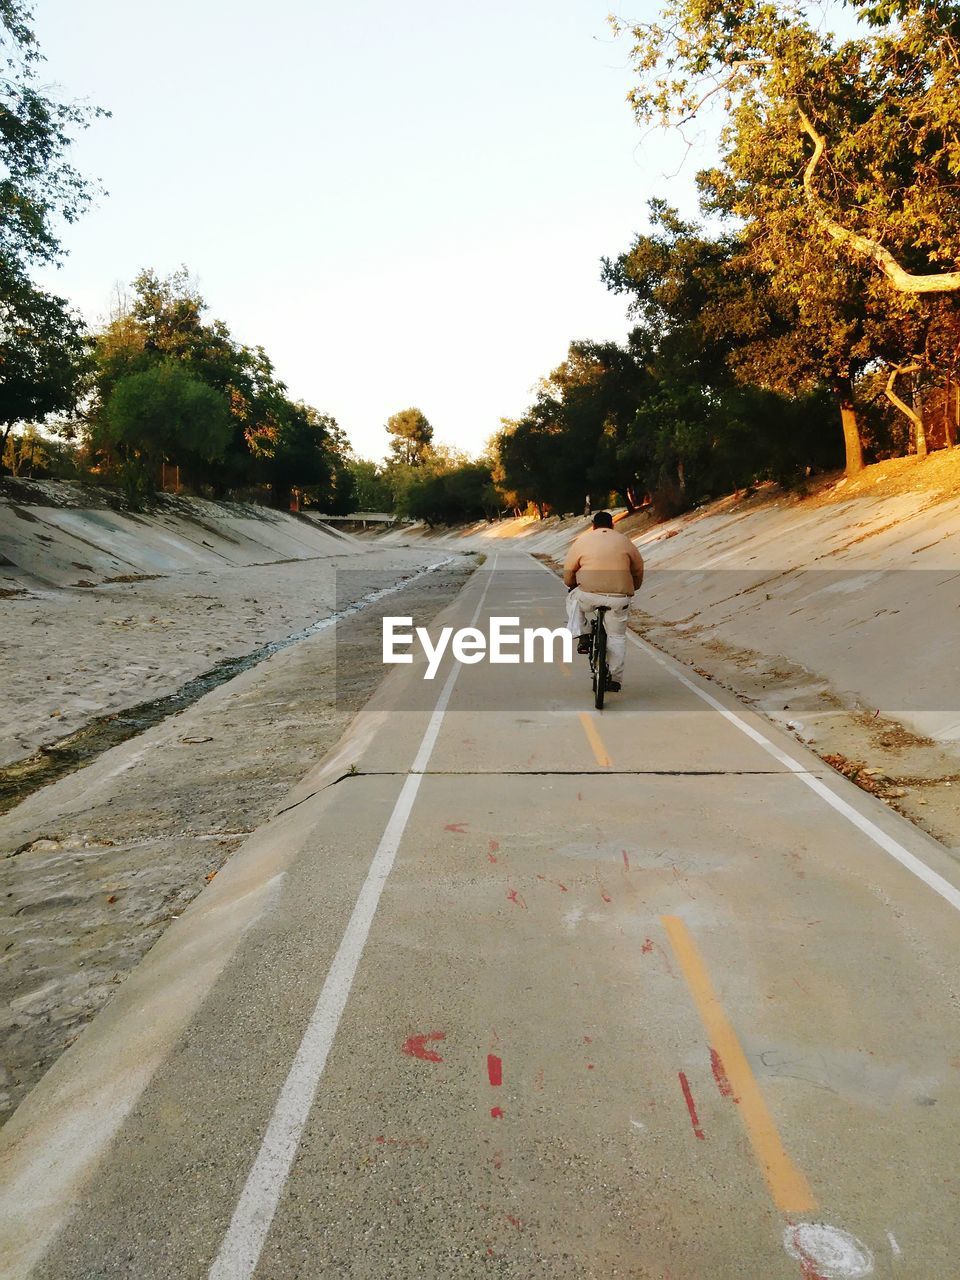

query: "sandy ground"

left=1, top=550, right=456, bottom=769
left=0, top=516, right=474, bottom=1123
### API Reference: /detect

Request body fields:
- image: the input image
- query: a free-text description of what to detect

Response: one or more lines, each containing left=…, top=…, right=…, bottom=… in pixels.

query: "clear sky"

left=33, top=1, right=717, bottom=461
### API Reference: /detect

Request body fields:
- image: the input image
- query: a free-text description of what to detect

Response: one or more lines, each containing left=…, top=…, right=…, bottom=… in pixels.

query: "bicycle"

left=588, top=605, right=610, bottom=710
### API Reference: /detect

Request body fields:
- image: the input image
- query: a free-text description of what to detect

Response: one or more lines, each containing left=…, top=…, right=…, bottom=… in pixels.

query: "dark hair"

left=592, top=510, right=613, bottom=529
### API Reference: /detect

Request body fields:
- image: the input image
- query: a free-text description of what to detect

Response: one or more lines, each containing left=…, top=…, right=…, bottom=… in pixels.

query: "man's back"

left=563, top=525, right=644, bottom=597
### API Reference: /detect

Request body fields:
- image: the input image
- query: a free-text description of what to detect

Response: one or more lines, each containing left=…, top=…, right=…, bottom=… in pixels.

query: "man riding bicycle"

left=563, top=511, right=644, bottom=692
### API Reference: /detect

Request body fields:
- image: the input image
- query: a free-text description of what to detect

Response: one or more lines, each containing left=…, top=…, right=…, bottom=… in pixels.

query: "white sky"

left=33, top=1, right=724, bottom=461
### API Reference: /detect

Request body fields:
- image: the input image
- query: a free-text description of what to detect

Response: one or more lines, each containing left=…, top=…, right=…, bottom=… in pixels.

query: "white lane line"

left=209, top=557, right=498, bottom=1280
left=627, top=629, right=960, bottom=914
left=527, top=552, right=960, bottom=916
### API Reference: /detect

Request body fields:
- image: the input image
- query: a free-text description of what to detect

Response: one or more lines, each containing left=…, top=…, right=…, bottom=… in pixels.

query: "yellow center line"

left=578, top=711, right=612, bottom=768
left=661, top=914, right=817, bottom=1215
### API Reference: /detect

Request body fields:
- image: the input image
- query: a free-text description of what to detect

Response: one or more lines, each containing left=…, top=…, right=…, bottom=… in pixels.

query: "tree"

left=246, top=402, right=344, bottom=510
left=542, top=340, right=654, bottom=510
left=404, top=462, right=499, bottom=526
left=348, top=458, right=393, bottom=511
left=1, top=0, right=107, bottom=272
left=88, top=269, right=300, bottom=494
left=611, top=5, right=960, bottom=470
left=612, top=1, right=960, bottom=295
left=0, top=267, right=89, bottom=466
left=493, top=417, right=553, bottom=517
left=99, top=361, right=232, bottom=494
left=313, top=417, right=356, bottom=515
left=0, top=2, right=105, bottom=462
left=386, top=407, right=434, bottom=466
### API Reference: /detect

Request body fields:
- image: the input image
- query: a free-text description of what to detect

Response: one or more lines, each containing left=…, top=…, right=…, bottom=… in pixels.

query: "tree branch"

left=798, top=107, right=960, bottom=294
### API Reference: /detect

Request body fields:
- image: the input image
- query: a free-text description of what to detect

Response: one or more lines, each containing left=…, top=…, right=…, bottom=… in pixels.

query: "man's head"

left=591, top=511, right=613, bottom=529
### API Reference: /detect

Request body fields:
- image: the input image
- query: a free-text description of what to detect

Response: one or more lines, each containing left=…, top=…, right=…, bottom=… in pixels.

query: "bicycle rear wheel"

left=593, top=621, right=606, bottom=710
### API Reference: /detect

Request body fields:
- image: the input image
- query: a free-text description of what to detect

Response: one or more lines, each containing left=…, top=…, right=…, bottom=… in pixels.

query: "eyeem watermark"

left=383, top=616, right=573, bottom=679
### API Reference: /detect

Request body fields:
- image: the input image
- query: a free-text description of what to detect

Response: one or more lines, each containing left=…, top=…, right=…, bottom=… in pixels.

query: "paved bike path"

left=6, top=551, right=960, bottom=1277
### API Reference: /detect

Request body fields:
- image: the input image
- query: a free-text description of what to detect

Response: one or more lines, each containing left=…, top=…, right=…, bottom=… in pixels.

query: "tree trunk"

left=831, top=376, right=864, bottom=475
left=945, top=377, right=955, bottom=449
left=0, top=424, right=11, bottom=474
left=676, top=458, right=686, bottom=493
left=885, top=364, right=927, bottom=458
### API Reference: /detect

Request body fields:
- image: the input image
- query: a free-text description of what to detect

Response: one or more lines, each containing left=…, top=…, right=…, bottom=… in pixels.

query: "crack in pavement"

left=273, top=767, right=821, bottom=817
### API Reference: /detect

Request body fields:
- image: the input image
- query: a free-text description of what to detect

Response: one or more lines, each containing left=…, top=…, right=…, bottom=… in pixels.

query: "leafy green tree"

left=613, top=1, right=960, bottom=295
left=404, top=462, right=498, bottom=526
left=89, top=269, right=298, bottom=493
left=349, top=458, right=393, bottom=511
left=492, top=417, right=553, bottom=517
left=313, top=418, right=357, bottom=515
left=493, top=342, right=653, bottom=517
left=1, top=0, right=107, bottom=272
left=0, top=2, right=105, bottom=464
left=386, top=407, right=434, bottom=466
left=0, top=267, right=89, bottom=466
left=99, top=361, right=232, bottom=496
left=604, top=200, right=873, bottom=475
left=545, top=340, right=654, bottom=509
left=246, top=402, right=343, bottom=510
left=613, top=0, right=960, bottom=468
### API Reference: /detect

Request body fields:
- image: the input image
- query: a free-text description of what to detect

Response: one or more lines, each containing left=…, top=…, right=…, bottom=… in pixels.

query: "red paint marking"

left=600, top=890, right=612, bottom=904
left=587, top=1063, right=594, bottom=1070
left=505, top=1214, right=522, bottom=1230
left=487, top=1054, right=503, bottom=1087
left=790, top=1227, right=828, bottom=1280
left=506, top=888, right=526, bottom=909
left=489, top=839, right=499, bottom=852
left=536, top=874, right=568, bottom=892
left=444, top=822, right=468, bottom=833
left=402, top=1031, right=445, bottom=1063
left=622, top=850, right=630, bottom=871
left=641, top=938, right=654, bottom=954
left=375, top=1135, right=385, bottom=1144
left=577, top=791, right=582, bottom=801
left=583, top=1035, right=592, bottom=1044
left=678, top=1071, right=705, bottom=1140
left=487, top=852, right=498, bottom=863
left=490, top=1105, right=504, bottom=1119
left=710, top=1047, right=739, bottom=1103
left=492, top=1150, right=503, bottom=1170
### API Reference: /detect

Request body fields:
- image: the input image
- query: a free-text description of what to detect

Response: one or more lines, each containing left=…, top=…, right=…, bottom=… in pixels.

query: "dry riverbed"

left=0, top=555, right=474, bottom=1123
left=1, top=546, right=456, bottom=768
